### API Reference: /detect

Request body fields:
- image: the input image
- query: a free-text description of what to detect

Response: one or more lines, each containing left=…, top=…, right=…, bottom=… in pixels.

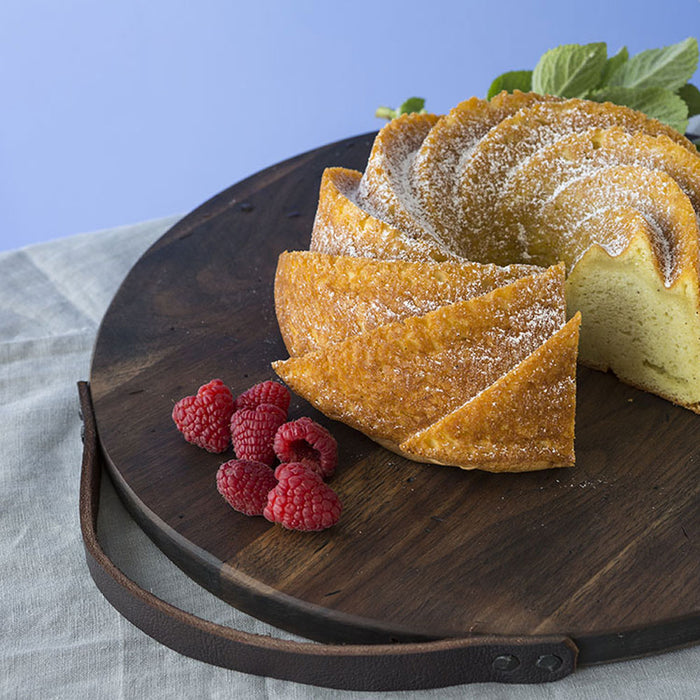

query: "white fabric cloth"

left=1, top=215, right=699, bottom=699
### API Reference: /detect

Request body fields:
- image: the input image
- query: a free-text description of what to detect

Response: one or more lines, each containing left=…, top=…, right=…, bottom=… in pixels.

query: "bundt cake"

left=271, top=91, right=700, bottom=472
left=310, top=92, right=700, bottom=413
left=273, top=264, right=579, bottom=471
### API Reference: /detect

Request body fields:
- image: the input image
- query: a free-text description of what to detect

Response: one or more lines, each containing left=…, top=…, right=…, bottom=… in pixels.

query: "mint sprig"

left=487, top=38, right=699, bottom=135
left=375, top=97, right=427, bottom=121
left=532, top=42, right=608, bottom=98
left=599, top=46, right=629, bottom=87
left=375, top=38, right=700, bottom=140
left=486, top=70, right=533, bottom=100
left=679, top=82, right=700, bottom=117
left=607, top=37, right=698, bottom=91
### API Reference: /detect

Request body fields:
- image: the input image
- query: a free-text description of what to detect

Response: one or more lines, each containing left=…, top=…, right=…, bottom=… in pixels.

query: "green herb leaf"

left=487, top=70, right=533, bottom=99
left=397, top=97, right=427, bottom=116
left=599, top=46, right=629, bottom=87
left=532, top=42, right=608, bottom=98
left=591, top=85, right=689, bottom=134
left=376, top=97, right=427, bottom=121
left=607, top=37, right=698, bottom=91
left=375, top=106, right=397, bottom=121
left=678, top=82, right=700, bottom=117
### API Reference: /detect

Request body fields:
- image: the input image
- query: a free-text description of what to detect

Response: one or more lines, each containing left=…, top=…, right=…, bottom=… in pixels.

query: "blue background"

left=2, top=0, right=700, bottom=250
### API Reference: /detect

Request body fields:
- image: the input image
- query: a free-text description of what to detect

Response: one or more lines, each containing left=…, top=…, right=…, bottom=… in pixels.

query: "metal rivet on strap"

left=492, top=654, right=520, bottom=672
left=536, top=654, right=563, bottom=672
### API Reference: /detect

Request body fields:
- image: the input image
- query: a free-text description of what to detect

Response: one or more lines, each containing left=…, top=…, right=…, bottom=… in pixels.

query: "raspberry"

left=216, top=459, right=277, bottom=516
left=231, top=403, right=287, bottom=466
left=273, top=461, right=313, bottom=480
left=273, top=417, right=338, bottom=479
left=264, top=462, right=342, bottom=531
left=234, top=380, right=290, bottom=415
left=172, top=379, right=234, bottom=453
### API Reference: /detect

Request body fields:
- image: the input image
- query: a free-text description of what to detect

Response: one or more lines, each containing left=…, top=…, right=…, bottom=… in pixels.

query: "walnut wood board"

left=90, top=133, right=700, bottom=665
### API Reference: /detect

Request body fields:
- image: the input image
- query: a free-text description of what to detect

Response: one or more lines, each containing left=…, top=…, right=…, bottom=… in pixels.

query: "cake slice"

left=400, top=314, right=581, bottom=472
left=310, top=167, right=457, bottom=263
left=272, top=265, right=566, bottom=453
left=356, top=112, right=439, bottom=237
left=454, top=98, right=696, bottom=263
left=535, top=165, right=700, bottom=278
left=274, top=250, right=540, bottom=356
left=500, top=128, right=700, bottom=236
left=409, top=91, right=561, bottom=244
left=567, top=231, right=700, bottom=412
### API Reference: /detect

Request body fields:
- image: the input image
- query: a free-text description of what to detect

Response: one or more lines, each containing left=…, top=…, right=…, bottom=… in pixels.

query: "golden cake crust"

left=306, top=92, right=700, bottom=412
left=501, top=127, right=700, bottom=228
left=357, top=112, right=439, bottom=237
left=400, top=314, right=581, bottom=472
left=452, top=98, right=696, bottom=263
left=410, top=91, right=563, bottom=241
left=274, top=250, right=540, bottom=356
left=273, top=265, right=566, bottom=448
left=310, top=167, right=457, bottom=262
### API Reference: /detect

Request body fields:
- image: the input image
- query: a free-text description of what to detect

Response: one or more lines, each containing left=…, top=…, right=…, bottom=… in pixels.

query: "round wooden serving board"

left=90, top=133, right=700, bottom=665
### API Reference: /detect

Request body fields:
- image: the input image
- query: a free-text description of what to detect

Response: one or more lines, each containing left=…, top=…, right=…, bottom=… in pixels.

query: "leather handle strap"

left=78, top=381, right=577, bottom=691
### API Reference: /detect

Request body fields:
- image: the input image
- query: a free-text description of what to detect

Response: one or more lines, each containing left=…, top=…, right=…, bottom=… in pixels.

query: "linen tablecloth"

left=2, top=215, right=699, bottom=699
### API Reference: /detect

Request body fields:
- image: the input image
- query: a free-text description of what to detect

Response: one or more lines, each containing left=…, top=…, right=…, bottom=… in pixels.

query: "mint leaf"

left=599, top=46, right=629, bottom=87
left=678, top=83, right=700, bottom=117
left=398, top=97, right=426, bottom=116
left=591, top=85, right=689, bottom=134
left=487, top=70, right=533, bottom=99
left=376, top=97, right=427, bottom=121
left=532, top=42, right=608, bottom=98
left=608, top=37, right=699, bottom=91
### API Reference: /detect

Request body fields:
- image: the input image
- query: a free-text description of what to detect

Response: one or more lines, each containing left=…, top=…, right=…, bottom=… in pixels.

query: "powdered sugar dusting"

left=321, top=95, right=700, bottom=285
left=535, top=165, right=697, bottom=284
left=357, top=112, right=438, bottom=239
left=310, top=167, right=459, bottom=263
left=445, top=99, right=696, bottom=264
left=408, top=93, right=563, bottom=245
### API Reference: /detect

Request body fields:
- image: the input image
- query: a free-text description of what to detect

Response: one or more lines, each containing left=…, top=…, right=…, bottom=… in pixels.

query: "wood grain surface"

left=89, top=133, right=700, bottom=664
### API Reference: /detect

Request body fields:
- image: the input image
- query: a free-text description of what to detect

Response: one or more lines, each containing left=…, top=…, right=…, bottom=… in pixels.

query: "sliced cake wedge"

left=356, top=111, right=439, bottom=237
left=272, top=264, right=566, bottom=454
left=310, top=167, right=456, bottom=263
left=400, top=314, right=581, bottom=472
left=274, top=250, right=540, bottom=356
